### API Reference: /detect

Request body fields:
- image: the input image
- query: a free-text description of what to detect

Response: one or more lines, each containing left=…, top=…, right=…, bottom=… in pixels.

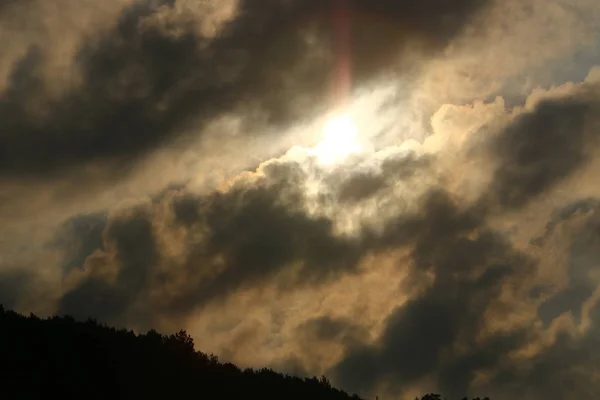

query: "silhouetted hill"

left=0, top=306, right=489, bottom=400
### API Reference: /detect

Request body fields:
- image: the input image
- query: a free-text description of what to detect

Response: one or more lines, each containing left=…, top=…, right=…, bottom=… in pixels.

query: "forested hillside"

left=0, top=306, right=489, bottom=400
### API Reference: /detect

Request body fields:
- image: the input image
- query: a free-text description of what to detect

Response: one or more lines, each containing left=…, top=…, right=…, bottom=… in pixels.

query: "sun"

left=314, top=114, right=361, bottom=164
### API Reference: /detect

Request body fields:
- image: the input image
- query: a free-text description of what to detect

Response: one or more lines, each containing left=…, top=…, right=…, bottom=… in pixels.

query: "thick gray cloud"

left=50, top=212, right=108, bottom=274
left=0, top=0, right=489, bottom=178
left=1, top=0, right=208, bottom=177
left=492, top=331, right=600, bottom=400
left=27, top=77, right=600, bottom=399
left=59, top=206, right=159, bottom=326
left=487, top=98, right=598, bottom=209
left=3, top=1, right=600, bottom=399
left=55, top=163, right=367, bottom=327
left=336, top=171, right=388, bottom=204
left=51, top=150, right=433, bottom=328
left=488, top=202, right=600, bottom=400
left=531, top=198, right=600, bottom=247
left=535, top=202, right=600, bottom=327
left=332, top=190, right=535, bottom=398
left=332, top=152, right=432, bottom=204
left=327, top=85, right=600, bottom=398
left=299, top=316, right=368, bottom=350
left=6, top=77, right=599, bottom=400
left=166, top=184, right=366, bottom=313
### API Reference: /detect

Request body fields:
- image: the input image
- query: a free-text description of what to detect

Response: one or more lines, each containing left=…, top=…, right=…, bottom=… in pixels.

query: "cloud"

left=0, top=269, right=31, bottom=310
left=487, top=97, right=599, bottom=210
left=3, top=1, right=600, bottom=399
left=483, top=226, right=600, bottom=400
left=50, top=212, right=108, bottom=274
left=299, top=316, right=367, bottom=345
left=59, top=203, right=159, bottom=326
left=532, top=200, right=600, bottom=328
left=331, top=152, right=432, bottom=204
left=531, top=198, right=600, bottom=247
left=50, top=144, right=435, bottom=331
left=0, top=0, right=490, bottom=180
left=6, top=68, right=599, bottom=400
left=6, top=62, right=599, bottom=399
left=56, top=162, right=368, bottom=328
left=332, top=190, right=535, bottom=398
left=166, top=183, right=366, bottom=312
left=1, top=0, right=207, bottom=177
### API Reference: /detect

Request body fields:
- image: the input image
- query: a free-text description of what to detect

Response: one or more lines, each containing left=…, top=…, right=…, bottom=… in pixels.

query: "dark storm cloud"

left=56, top=162, right=365, bottom=325
left=487, top=97, right=598, bottom=209
left=31, top=77, right=600, bottom=391
left=299, top=316, right=367, bottom=346
left=172, top=193, right=203, bottom=227
left=220, top=0, right=491, bottom=106
left=487, top=304, right=600, bottom=400
left=537, top=207, right=600, bottom=326
left=531, top=197, right=600, bottom=247
left=371, top=189, right=483, bottom=253
left=327, top=89, right=600, bottom=391
left=0, top=0, right=490, bottom=178
left=333, top=190, right=535, bottom=398
left=3, top=1, right=600, bottom=398
left=380, top=152, right=432, bottom=179
left=51, top=152, right=434, bottom=327
left=50, top=154, right=432, bottom=325
left=49, top=212, right=108, bottom=274
left=327, top=89, right=600, bottom=395
left=529, top=198, right=600, bottom=327
left=0, top=0, right=206, bottom=178
left=59, top=206, right=158, bottom=324
left=333, top=152, right=431, bottom=204
left=167, top=159, right=449, bottom=316
left=166, top=183, right=365, bottom=314
left=329, top=88, right=600, bottom=395
left=336, top=171, right=387, bottom=204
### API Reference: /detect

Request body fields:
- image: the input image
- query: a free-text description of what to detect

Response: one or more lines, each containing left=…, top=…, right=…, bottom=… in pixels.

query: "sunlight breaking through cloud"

left=2, top=1, right=600, bottom=399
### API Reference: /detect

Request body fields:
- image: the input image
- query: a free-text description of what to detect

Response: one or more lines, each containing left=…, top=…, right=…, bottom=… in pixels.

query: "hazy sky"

left=2, top=0, right=600, bottom=399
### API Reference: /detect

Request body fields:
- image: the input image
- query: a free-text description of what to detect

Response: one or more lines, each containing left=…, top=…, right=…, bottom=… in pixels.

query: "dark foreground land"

left=0, top=306, right=489, bottom=400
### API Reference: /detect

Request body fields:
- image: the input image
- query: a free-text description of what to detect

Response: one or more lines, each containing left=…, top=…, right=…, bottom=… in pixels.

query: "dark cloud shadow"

left=487, top=99, right=596, bottom=209
left=538, top=212, right=600, bottom=326
left=48, top=212, right=108, bottom=275
left=332, top=190, right=535, bottom=398
left=59, top=207, right=159, bottom=327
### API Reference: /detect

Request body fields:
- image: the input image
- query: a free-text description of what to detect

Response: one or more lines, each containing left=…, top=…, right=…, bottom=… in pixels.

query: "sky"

left=1, top=0, right=600, bottom=398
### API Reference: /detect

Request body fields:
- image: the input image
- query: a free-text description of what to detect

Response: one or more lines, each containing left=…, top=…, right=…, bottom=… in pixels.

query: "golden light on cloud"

left=4, top=0, right=600, bottom=399
left=313, top=114, right=361, bottom=164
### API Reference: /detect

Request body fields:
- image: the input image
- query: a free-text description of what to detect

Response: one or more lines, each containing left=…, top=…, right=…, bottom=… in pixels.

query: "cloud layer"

left=2, top=1, right=600, bottom=399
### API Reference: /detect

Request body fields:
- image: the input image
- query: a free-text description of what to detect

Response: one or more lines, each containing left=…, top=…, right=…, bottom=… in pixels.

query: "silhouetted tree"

left=421, top=394, right=442, bottom=400
left=0, top=306, right=491, bottom=400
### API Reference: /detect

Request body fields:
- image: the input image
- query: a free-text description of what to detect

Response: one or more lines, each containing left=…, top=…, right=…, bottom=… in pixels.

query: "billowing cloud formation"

left=488, top=97, right=598, bottom=209
left=0, top=0, right=489, bottom=178
left=3, top=1, right=600, bottom=400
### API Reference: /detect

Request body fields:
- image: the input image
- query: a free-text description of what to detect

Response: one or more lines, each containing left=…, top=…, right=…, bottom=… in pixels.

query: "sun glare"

left=314, top=114, right=361, bottom=164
